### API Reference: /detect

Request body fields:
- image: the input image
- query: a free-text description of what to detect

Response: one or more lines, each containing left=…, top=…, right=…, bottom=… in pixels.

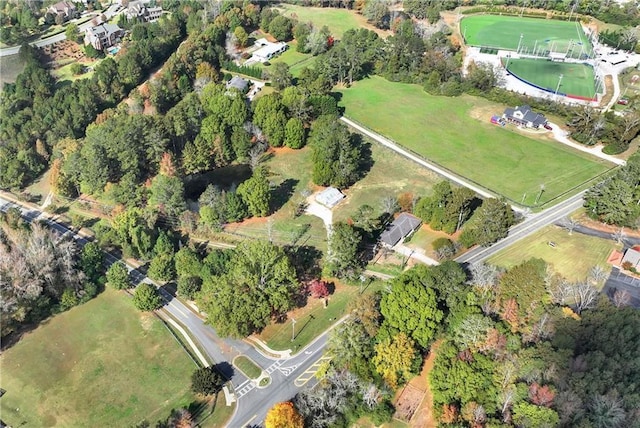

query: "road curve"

left=0, top=194, right=338, bottom=427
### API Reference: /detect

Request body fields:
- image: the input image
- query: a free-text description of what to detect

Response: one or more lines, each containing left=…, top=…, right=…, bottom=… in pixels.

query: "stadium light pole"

left=555, top=74, right=564, bottom=96
left=517, top=33, right=524, bottom=54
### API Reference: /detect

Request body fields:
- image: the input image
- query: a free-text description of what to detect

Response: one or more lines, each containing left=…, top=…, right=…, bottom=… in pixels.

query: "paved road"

left=0, top=195, right=337, bottom=426
left=0, top=3, right=122, bottom=57
left=455, top=191, right=587, bottom=265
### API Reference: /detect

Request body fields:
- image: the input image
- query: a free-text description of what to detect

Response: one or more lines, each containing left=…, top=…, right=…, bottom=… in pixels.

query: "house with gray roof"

left=502, top=105, right=548, bottom=128
left=380, top=213, right=422, bottom=247
left=226, top=76, right=250, bottom=94
left=84, top=23, right=123, bottom=50
left=126, top=1, right=163, bottom=23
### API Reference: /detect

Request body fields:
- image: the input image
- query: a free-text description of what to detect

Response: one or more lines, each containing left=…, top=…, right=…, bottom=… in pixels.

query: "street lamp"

left=555, top=74, right=564, bottom=96
left=291, top=317, right=296, bottom=342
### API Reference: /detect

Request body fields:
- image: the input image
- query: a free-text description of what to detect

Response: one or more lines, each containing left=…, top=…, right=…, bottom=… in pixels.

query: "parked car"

left=543, top=123, right=553, bottom=130
left=618, top=98, right=630, bottom=105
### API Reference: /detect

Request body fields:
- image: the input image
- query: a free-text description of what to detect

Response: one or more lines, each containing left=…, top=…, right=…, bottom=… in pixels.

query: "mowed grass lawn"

left=506, top=58, right=596, bottom=98
left=257, top=280, right=386, bottom=352
left=0, top=289, right=198, bottom=427
left=276, top=4, right=365, bottom=39
left=333, top=143, right=440, bottom=222
left=461, top=15, right=593, bottom=56
left=488, top=225, right=618, bottom=282
left=339, top=76, right=613, bottom=206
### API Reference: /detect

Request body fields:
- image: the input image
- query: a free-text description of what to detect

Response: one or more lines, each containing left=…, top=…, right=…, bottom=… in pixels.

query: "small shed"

left=380, top=213, right=422, bottom=247
left=226, top=76, right=249, bottom=93
left=315, top=187, right=345, bottom=208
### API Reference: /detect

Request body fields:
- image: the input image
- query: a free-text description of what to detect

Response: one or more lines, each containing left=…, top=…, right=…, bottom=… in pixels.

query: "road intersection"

left=0, top=181, right=605, bottom=426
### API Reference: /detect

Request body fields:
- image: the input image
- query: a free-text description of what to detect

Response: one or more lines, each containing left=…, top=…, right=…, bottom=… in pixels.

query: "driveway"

left=548, top=123, right=625, bottom=166
left=305, top=195, right=333, bottom=236
left=603, top=268, right=640, bottom=308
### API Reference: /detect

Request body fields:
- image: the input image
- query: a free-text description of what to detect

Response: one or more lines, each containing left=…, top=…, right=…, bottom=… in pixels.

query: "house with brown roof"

left=47, top=1, right=77, bottom=23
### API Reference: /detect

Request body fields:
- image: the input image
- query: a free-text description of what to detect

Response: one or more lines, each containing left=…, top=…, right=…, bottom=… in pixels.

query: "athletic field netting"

left=462, top=15, right=593, bottom=59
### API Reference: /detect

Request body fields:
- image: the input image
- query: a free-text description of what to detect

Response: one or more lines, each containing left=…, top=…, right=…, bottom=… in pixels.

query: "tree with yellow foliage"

left=265, top=401, right=304, bottom=428
left=372, top=332, right=418, bottom=388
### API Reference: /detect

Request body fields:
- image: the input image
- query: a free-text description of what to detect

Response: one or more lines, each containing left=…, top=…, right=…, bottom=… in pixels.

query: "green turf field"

left=339, top=76, right=614, bottom=207
left=462, top=15, right=593, bottom=58
left=506, top=58, right=597, bottom=98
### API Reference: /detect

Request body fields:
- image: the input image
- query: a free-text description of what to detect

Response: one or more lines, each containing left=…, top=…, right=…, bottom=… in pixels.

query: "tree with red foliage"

left=308, top=279, right=330, bottom=299
left=529, top=382, right=556, bottom=407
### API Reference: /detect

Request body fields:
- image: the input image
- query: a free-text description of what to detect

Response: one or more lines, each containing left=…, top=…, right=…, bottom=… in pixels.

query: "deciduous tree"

left=265, top=401, right=304, bottom=428
left=132, top=283, right=163, bottom=311
left=191, top=366, right=224, bottom=396
left=106, top=262, right=131, bottom=290
left=372, top=332, right=417, bottom=388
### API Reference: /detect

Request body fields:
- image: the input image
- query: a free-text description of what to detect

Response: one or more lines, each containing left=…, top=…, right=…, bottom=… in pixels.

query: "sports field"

left=462, top=15, right=593, bottom=58
left=339, top=76, right=613, bottom=207
left=506, top=58, right=597, bottom=99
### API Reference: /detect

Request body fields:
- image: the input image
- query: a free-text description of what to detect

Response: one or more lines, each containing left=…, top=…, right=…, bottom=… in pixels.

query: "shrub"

left=432, top=237, right=454, bottom=251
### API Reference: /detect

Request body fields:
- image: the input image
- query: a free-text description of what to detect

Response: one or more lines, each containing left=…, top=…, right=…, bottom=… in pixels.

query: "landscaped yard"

left=488, top=225, right=618, bottom=282
left=256, top=280, right=385, bottom=352
left=339, top=76, right=614, bottom=207
left=0, top=289, right=204, bottom=427
left=233, top=355, right=262, bottom=379
left=258, top=41, right=314, bottom=77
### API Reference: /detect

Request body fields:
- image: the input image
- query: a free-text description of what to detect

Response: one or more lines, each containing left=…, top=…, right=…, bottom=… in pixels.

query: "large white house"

left=84, top=23, right=123, bottom=50
left=252, top=38, right=288, bottom=63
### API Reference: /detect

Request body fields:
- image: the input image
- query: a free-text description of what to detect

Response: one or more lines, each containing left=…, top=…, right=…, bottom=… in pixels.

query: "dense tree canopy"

left=197, top=240, right=299, bottom=337
left=310, top=115, right=364, bottom=188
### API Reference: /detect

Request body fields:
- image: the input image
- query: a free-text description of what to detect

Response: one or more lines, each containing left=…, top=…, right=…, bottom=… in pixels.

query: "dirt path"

left=408, top=340, right=441, bottom=428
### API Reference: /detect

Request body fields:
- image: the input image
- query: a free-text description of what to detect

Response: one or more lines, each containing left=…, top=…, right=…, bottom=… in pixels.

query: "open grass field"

left=505, top=58, right=596, bottom=98
left=488, top=225, right=618, bottom=282
left=0, top=289, right=199, bottom=427
left=276, top=4, right=372, bottom=39
left=339, top=76, right=613, bottom=206
left=256, top=280, right=385, bottom=351
left=461, top=15, right=593, bottom=58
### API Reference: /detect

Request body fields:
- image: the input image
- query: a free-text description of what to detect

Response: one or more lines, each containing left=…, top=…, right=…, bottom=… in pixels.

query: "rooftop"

left=315, top=187, right=345, bottom=208
left=380, top=213, right=422, bottom=247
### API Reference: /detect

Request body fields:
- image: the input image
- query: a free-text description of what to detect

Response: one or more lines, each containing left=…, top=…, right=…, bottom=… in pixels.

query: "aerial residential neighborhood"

left=1, top=1, right=640, bottom=427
